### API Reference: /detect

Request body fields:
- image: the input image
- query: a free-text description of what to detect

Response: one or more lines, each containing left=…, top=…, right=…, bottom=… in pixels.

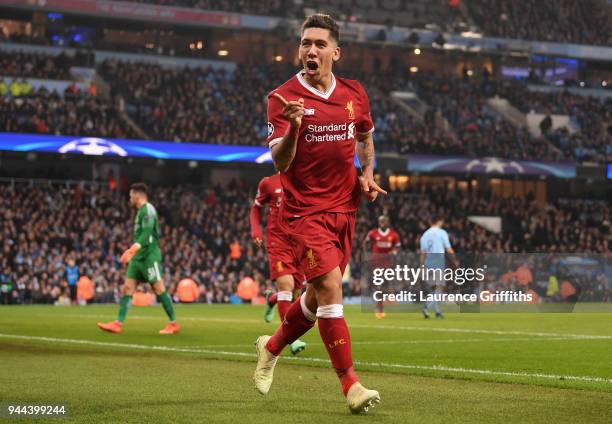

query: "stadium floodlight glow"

left=189, top=43, right=195, bottom=50
left=414, top=48, right=421, bottom=55
left=467, top=70, right=474, bottom=76
left=274, top=55, right=283, bottom=62
left=218, top=50, right=229, bottom=56
left=580, top=81, right=585, bottom=87
left=409, top=66, right=418, bottom=73
left=197, top=41, right=204, bottom=50
left=602, top=81, right=608, bottom=87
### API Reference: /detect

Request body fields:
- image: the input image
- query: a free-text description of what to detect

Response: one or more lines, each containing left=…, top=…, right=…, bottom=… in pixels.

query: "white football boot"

left=346, top=382, right=381, bottom=414
left=253, top=335, right=278, bottom=395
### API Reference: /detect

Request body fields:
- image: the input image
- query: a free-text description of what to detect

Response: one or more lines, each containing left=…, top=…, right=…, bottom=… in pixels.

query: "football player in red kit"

left=365, top=215, right=401, bottom=319
left=253, top=13, right=386, bottom=414
left=250, top=172, right=307, bottom=355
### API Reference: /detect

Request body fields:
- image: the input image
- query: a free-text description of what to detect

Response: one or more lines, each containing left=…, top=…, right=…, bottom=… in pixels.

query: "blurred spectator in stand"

left=177, top=277, right=199, bottom=303
left=65, top=258, right=79, bottom=305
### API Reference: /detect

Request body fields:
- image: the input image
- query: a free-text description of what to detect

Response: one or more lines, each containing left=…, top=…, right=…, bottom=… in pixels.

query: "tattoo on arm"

left=357, top=134, right=375, bottom=174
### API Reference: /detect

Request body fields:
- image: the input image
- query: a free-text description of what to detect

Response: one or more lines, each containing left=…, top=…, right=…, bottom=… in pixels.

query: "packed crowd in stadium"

left=0, top=3, right=610, bottom=307
left=467, top=0, right=611, bottom=45
left=98, top=60, right=290, bottom=144
left=115, top=0, right=459, bottom=29
left=0, top=181, right=608, bottom=305
left=113, top=0, right=611, bottom=46
left=409, top=74, right=564, bottom=161
left=498, top=82, right=611, bottom=162
left=0, top=87, right=137, bottom=139
left=0, top=50, right=72, bottom=80
left=1, top=49, right=610, bottom=162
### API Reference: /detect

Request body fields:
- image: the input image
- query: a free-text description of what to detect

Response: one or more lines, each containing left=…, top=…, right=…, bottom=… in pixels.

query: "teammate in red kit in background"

left=253, top=14, right=386, bottom=414
left=365, top=215, right=401, bottom=319
left=250, top=172, right=307, bottom=355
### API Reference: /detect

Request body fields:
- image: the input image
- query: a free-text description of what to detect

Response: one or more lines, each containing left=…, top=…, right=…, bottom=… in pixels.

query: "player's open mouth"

left=306, top=61, right=318, bottom=74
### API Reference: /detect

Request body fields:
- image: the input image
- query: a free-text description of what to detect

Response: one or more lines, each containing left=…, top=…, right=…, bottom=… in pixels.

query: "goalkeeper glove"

left=120, top=244, right=140, bottom=265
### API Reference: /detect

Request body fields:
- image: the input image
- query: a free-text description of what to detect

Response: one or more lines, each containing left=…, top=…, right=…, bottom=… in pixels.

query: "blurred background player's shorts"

left=126, top=254, right=163, bottom=284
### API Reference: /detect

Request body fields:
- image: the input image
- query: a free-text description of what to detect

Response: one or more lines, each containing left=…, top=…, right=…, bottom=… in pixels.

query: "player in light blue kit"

left=420, top=215, right=455, bottom=319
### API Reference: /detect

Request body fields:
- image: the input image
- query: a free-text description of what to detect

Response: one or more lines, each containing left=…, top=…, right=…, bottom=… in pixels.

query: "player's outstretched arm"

left=270, top=93, right=304, bottom=172
left=356, top=131, right=387, bottom=202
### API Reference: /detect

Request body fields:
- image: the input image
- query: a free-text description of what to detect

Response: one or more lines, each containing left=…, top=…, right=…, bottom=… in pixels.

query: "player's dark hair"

left=130, top=183, right=148, bottom=196
left=301, top=13, right=340, bottom=43
left=431, top=213, right=445, bottom=225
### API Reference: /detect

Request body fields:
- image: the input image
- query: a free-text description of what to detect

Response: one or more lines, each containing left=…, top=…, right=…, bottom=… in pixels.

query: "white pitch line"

left=350, top=336, right=601, bottom=345
left=1, top=333, right=610, bottom=384
left=179, top=336, right=602, bottom=349
left=350, top=324, right=612, bottom=340
left=28, top=313, right=612, bottom=340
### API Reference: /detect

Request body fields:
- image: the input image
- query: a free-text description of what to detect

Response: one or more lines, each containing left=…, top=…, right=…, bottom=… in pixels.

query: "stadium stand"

left=497, top=82, right=612, bottom=162
left=98, top=60, right=291, bottom=144
left=0, top=52, right=603, bottom=161
left=113, top=0, right=465, bottom=30
left=0, top=50, right=74, bottom=80
left=114, top=0, right=288, bottom=18
left=0, top=88, right=137, bottom=139
left=1, top=47, right=608, bottom=162
left=409, top=73, right=566, bottom=161
left=0, top=180, right=608, bottom=304
left=467, top=0, right=611, bottom=46
left=113, top=0, right=610, bottom=44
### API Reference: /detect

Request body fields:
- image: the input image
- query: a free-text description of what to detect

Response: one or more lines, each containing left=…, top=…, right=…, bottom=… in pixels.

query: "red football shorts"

left=266, top=230, right=305, bottom=286
left=280, top=212, right=356, bottom=282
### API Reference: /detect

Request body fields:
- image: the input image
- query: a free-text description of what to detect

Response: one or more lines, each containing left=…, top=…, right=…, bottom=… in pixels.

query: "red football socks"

left=267, top=292, right=278, bottom=306
left=277, top=300, right=291, bottom=322
left=318, top=317, right=359, bottom=396
left=266, top=296, right=315, bottom=356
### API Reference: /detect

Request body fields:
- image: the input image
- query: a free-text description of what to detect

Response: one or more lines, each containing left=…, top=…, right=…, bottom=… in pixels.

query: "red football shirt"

left=267, top=71, right=374, bottom=217
left=254, top=173, right=283, bottom=235
left=367, top=228, right=401, bottom=254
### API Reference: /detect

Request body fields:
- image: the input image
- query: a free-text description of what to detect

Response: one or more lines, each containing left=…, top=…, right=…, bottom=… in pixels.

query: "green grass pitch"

left=1, top=304, right=611, bottom=423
